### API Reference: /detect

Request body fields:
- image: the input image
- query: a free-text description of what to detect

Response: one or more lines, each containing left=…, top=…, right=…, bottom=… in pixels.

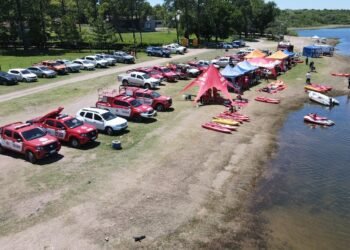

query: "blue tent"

left=303, top=45, right=322, bottom=58
left=282, top=50, right=295, bottom=57
left=236, top=61, right=258, bottom=73
left=315, top=45, right=334, bottom=55
left=221, top=64, right=245, bottom=79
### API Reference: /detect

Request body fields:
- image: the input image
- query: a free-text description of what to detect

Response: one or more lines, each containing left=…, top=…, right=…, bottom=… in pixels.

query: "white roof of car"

left=9, top=68, right=26, bottom=71
left=80, top=107, right=109, bottom=114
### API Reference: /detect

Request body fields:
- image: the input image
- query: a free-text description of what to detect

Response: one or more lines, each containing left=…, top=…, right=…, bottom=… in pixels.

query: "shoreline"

left=289, top=24, right=350, bottom=30
left=0, top=36, right=350, bottom=248
left=138, top=36, right=350, bottom=248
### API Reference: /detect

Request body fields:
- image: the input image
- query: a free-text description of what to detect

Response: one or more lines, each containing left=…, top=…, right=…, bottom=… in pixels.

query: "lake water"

left=297, top=27, right=350, bottom=56
left=250, top=95, right=350, bottom=249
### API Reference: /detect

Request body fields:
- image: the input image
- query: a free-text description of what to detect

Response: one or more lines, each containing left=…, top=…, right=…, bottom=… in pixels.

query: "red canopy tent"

left=180, top=65, right=235, bottom=104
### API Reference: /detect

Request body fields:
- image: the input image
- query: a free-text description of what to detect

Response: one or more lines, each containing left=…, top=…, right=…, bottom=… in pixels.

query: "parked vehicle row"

left=0, top=51, right=135, bottom=86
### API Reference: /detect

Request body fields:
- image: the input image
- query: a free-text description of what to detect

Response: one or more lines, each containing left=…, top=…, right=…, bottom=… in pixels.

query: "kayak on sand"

left=255, top=96, right=280, bottom=104
left=202, top=122, right=232, bottom=134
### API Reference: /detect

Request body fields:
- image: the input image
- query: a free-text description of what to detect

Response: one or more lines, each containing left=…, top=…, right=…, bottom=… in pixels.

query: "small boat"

left=304, top=113, right=335, bottom=126
left=216, top=114, right=243, bottom=123
left=255, top=96, right=280, bottom=104
left=331, top=73, right=350, bottom=77
left=202, top=122, right=232, bottom=134
left=221, top=112, right=250, bottom=122
left=308, top=91, right=339, bottom=106
left=304, top=85, right=330, bottom=93
left=212, top=117, right=240, bottom=126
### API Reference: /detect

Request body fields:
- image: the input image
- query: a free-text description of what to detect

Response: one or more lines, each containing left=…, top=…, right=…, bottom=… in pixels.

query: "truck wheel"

left=26, top=151, right=37, bottom=164
left=144, top=83, right=151, bottom=89
left=0, top=145, right=4, bottom=154
left=124, top=59, right=128, bottom=64
left=176, top=51, right=180, bottom=54
left=162, top=53, right=166, bottom=58
left=105, top=127, right=114, bottom=136
left=70, top=138, right=80, bottom=148
left=148, top=53, right=151, bottom=56
left=122, top=80, right=128, bottom=86
left=156, top=104, right=165, bottom=112
left=67, top=67, right=72, bottom=73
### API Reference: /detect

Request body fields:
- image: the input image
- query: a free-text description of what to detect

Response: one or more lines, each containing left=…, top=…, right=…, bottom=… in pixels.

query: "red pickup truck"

left=28, top=107, right=98, bottom=148
left=0, top=122, right=61, bottom=163
left=119, top=86, right=172, bottom=111
left=128, top=67, right=164, bottom=81
left=96, top=89, right=157, bottom=121
left=153, top=66, right=178, bottom=82
left=40, top=61, right=67, bottom=75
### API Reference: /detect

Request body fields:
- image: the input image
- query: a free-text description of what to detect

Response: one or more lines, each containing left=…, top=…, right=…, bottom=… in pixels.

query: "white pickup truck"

left=117, top=71, right=161, bottom=89
left=162, top=43, right=187, bottom=54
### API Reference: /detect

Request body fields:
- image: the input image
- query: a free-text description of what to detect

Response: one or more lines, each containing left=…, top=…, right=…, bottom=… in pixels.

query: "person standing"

left=305, top=57, right=309, bottom=65
left=306, top=71, right=311, bottom=84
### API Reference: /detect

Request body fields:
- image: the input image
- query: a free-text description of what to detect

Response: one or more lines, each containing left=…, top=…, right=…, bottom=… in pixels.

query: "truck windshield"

left=151, top=92, right=161, bottom=98
left=102, top=112, right=117, bottom=121
left=162, top=68, right=171, bottom=73
left=130, top=99, right=142, bottom=107
left=64, top=118, right=83, bottom=128
left=21, top=128, right=47, bottom=141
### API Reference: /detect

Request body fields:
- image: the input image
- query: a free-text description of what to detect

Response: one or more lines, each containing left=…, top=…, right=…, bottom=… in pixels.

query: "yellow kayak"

left=212, top=117, right=240, bottom=126
left=304, top=85, right=327, bottom=93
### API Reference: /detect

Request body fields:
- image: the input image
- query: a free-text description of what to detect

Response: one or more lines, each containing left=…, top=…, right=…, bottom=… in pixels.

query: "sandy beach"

left=0, top=36, right=349, bottom=249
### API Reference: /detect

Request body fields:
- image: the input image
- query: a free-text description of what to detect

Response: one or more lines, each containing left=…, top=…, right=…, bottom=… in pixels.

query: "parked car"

left=211, top=57, right=231, bottom=68
left=96, top=90, right=156, bottom=121
left=118, top=71, right=161, bottom=89
left=84, top=56, right=108, bottom=68
left=0, top=71, right=18, bottom=85
left=95, top=54, right=117, bottom=66
left=56, top=59, right=82, bottom=73
left=8, top=68, right=38, bottom=82
left=40, top=61, right=67, bottom=75
left=120, top=86, right=172, bottom=111
left=146, top=46, right=171, bottom=58
left=232, top=40, right=246, bottom=47
left=153, top=66, right=178, bottom=82
left=167, top=65, right=189, bottom=80
left=0, top=122, right=61, bottom=163
left=113, top=51, right=135, bottom=64
left=172, top=63, right=200, bottom=77
left=76, top=107, right=128, bottom=135
left=73, top=59, right=95, bottom=70
left=218, top=42, right=233, bottom=49
left=27, top=66, right=57, bottom=78
left=28, top=107, right=98, bottom=148
left=162, top=43, right=187, bottom=54
left=128, top=67, right=164, bottom=81
left=188, top=60, right=210, bottom=73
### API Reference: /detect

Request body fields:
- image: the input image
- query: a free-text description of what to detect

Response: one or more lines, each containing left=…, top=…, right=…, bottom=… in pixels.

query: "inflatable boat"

left=308, top=91, right=339, bottom=106
left=304, top=113, right=335, bottom=126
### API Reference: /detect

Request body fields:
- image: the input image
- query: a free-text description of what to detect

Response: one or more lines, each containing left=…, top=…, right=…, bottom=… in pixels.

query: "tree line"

left=277, top=9, right=350, bottom=28
left=0, top=0, right=281, bottom=50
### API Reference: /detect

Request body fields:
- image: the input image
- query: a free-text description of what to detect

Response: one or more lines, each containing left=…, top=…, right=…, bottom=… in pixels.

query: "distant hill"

left=278, top=9, right=350, bottom=28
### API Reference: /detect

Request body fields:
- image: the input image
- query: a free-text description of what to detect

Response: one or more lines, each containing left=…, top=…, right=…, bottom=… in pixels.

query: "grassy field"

left=0, top=52, right=151, bottom=95
left=118, top=29, right=179, bottom=44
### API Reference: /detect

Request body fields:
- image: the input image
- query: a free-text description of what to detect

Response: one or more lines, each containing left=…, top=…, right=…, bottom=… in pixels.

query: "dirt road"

left=0, top=49, right=209, bottom=103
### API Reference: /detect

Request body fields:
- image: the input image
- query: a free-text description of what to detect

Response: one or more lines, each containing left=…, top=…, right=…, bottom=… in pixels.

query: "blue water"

left=251, top=96, right=350, bottom=249
left=297, top=28, right=350, bottom=56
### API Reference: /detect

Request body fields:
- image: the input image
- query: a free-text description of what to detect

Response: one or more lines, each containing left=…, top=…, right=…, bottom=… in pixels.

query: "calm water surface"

left=251, top=95, right=350, bottom=249
left=297, top=28, right=350, bottom=56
